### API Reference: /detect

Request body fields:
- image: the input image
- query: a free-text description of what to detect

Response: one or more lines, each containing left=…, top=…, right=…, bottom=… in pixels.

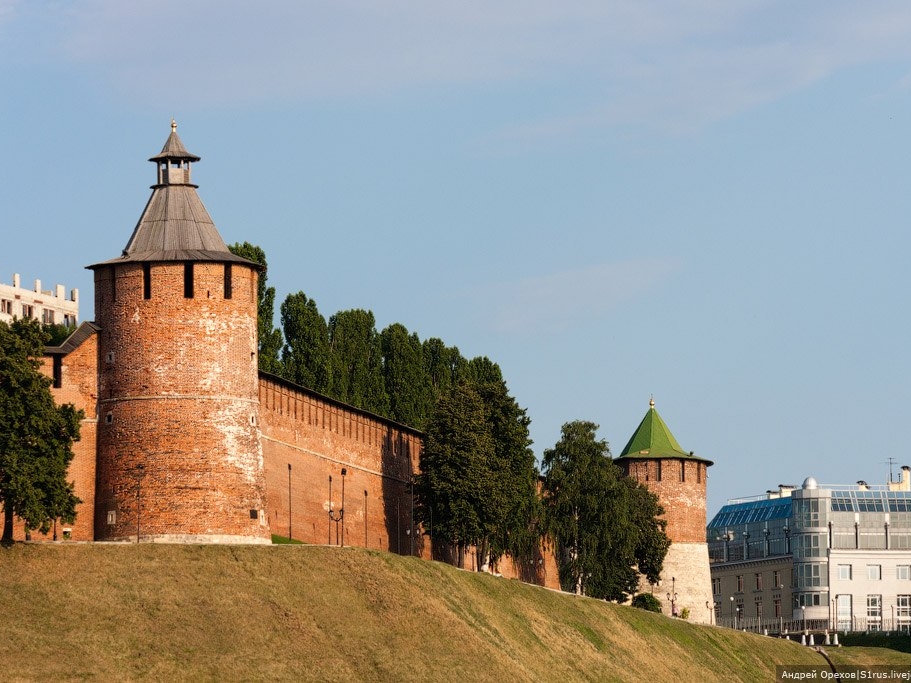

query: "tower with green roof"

left=616, top=398, right=714, bottom=623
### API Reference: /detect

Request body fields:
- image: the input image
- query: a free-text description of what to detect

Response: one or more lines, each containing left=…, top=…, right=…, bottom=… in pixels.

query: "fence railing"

left=716, top=615, right=911, bottom=634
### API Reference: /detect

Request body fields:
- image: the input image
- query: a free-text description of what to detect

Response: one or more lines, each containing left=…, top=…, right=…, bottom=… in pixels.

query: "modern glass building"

left=707, top=469, right=911, bottom=632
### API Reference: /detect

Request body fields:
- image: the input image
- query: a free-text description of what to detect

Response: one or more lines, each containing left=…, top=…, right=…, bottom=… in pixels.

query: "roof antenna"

left=886, top=457, right=897, bottom=483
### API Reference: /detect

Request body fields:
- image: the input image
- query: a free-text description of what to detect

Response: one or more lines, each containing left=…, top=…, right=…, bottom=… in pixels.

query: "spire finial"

left=171, top=118, right=177, bottom=133
left=649, top=395, right=655, bottom=409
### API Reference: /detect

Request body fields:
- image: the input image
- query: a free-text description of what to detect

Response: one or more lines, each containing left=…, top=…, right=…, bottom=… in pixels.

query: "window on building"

left=224, top=263, right=233, bottom=300
left=736, top=575, right=744, bottom=592
left=680, top=461, right=685, bottom=482
left=773, top=570, right=781, bottom=588
left=755, top=573, right=763, bottom=591
left=867, top=595, right=882, bottom=630
left=755, top=601, right=762, bottom=618
left=712, top=578, right=721, bottom=596
left=184, top=263, right=194, bottom=299
left=41, top=308, right=54, bottom=324
left=867, top=565, right=882, bottom=580
left=898, top=565, right=910, bottom=580
left=656, top=460, right=662, bottom=482
left=796, top=563, right=822, bottom=588
left=0, top=299, right=11, bottom=315
left=143, top=263, right=152, bottom=300
left=21, top=304, right=34, bottom=319
left=838, top=564, right=852, bottom=581
left=63, top=313, right=76, bottom=327
left=898, top=595, right=911, bottom=633
left=836, top=594, right=852, bottom=630
left=774, top=598, right=782, bottom=618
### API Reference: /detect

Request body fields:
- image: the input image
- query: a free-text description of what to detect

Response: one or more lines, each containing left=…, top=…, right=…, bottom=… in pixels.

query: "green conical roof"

left=617, top=399, right=713, bottom=465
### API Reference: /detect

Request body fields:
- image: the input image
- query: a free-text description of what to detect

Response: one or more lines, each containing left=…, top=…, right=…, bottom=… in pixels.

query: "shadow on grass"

left=839, top=633, right=911, bottom=654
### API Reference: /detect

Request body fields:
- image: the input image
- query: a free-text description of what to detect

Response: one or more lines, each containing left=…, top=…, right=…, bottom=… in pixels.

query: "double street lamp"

left=328, top=468, right=346, bottom=546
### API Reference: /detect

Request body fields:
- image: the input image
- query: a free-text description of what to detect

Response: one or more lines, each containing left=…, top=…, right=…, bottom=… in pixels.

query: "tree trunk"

left=478, top=539, right=490, bottom=573
left=2, top=504, right=14, bottom=544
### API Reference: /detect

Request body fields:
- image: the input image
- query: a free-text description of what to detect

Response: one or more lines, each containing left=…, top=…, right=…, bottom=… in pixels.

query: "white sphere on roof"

left=802, top=476, right=818, bottom=490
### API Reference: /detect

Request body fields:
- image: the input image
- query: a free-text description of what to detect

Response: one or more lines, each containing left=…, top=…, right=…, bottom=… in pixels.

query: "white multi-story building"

left=0, top=273, right=78, bottom=326
left=707, top=469, right=911, bottom=632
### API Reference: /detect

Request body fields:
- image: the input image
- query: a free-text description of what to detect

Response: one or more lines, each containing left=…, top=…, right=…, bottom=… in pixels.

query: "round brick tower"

left=615, top=399, right=713, bottom=623
left=88, top=121, right=270, bottom=543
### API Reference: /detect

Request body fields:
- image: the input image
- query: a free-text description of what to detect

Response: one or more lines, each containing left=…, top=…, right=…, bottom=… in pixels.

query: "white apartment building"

left=0, top=273, right=78, bottom=326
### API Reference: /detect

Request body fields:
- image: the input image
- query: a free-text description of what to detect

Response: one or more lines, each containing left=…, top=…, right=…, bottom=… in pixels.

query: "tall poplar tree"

left=0, top=319, right=82, bottom=542
left=380, top=323, right=430, bottom=428
left=327, top=309, right=389, bottom=415
left=280, top=292, right=330, bottom=392
left=228, top=242, right=283, bottom=375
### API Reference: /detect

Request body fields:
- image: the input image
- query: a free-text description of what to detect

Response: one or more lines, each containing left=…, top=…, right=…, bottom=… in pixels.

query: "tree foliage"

left=631, top=593, right=662, bottom=613
left=327, top=309, right=389, bottom=416
left=417, top=372, right=539, bottom=570
left=541, top=421, right=669, bottom=601
left=380, top=323, right=430, bottom=429
left=280, top=291, right=330, bottom=392
left=228, top=242, right=284, bottom=375
left=0, top=319, right=82, bottom=542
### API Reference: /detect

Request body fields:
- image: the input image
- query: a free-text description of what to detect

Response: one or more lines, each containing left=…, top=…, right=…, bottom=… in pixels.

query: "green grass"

left=0, top=543, right=905, bottom=681
left=271, top=534, right=304, bottom=544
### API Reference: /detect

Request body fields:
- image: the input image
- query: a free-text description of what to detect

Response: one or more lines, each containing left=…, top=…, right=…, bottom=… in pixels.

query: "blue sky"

left=2, top=1, right=911, bottom=516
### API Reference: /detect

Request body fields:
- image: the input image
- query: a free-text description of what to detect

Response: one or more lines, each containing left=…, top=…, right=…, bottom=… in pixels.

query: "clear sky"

left=2, top=1, right=910, bottom=517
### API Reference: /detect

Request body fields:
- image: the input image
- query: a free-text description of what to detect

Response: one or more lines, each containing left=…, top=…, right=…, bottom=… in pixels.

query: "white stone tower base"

left=640, top=542, right=714, bottom=625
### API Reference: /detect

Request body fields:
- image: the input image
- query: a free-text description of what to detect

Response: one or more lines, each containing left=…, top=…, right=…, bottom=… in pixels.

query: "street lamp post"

left=135, top=464, right=145, bottom=544
left=666, top=576, right=678, bottom=617
left=328, top=469, right=346, bottom=546
left=287, top=463, right=292, bottom=541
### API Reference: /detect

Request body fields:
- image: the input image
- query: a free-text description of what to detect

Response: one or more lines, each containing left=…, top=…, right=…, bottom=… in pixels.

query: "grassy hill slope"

left=0, top=544, right=902, bottom=681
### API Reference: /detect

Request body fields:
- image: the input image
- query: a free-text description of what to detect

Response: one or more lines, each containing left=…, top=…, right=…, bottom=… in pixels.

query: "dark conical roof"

left=616, top=399, right=713, bottom=465
left=149, top=121, right=201, bottom=162
left=89, top=122, right=257, bottom=269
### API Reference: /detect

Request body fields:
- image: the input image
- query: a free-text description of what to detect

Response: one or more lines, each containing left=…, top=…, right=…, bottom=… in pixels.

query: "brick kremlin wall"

left=15, top=331, right=561, bottom=589
left=10, top=332, right=98, bottom=542
left=259, top=372, right=421, bottom=554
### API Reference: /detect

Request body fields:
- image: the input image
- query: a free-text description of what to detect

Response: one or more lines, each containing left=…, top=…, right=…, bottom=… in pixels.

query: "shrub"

left=631, top=593, right=662, bottom=613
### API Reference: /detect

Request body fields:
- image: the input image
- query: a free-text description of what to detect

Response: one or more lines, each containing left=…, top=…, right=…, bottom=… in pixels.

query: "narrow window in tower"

left=143, top=263, right=152, bottom=300
left=224, top=263, right=233, bottom=299
left=681, top=461, right=685, bottom=482
left=656, top=460, right=662, bottom=482
left=184, top=263, right=194, bottom=299
left=697, top=463, right=702, bottom=483
left=111, top=266, right=117, bottom=301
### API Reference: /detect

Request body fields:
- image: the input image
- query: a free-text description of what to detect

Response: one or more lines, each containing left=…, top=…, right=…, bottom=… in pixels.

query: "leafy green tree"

left=280, top=292, right=329, bottom=392
left=416, top=382, right=494, bottom=567
left=42, top=323, right=77, bottom=346
left=422, top=337, right=466, bottom=403
left=417, top=375, right=539, bottom=571
left=380, top=323, right=430, bottom=428
left=0, top=319, right=82, bottom=542
left=541, top=420, right=669, bottom=601
left=327, top=309, right=389, bottom=415
left=228, top=242, right=283, bottom=375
